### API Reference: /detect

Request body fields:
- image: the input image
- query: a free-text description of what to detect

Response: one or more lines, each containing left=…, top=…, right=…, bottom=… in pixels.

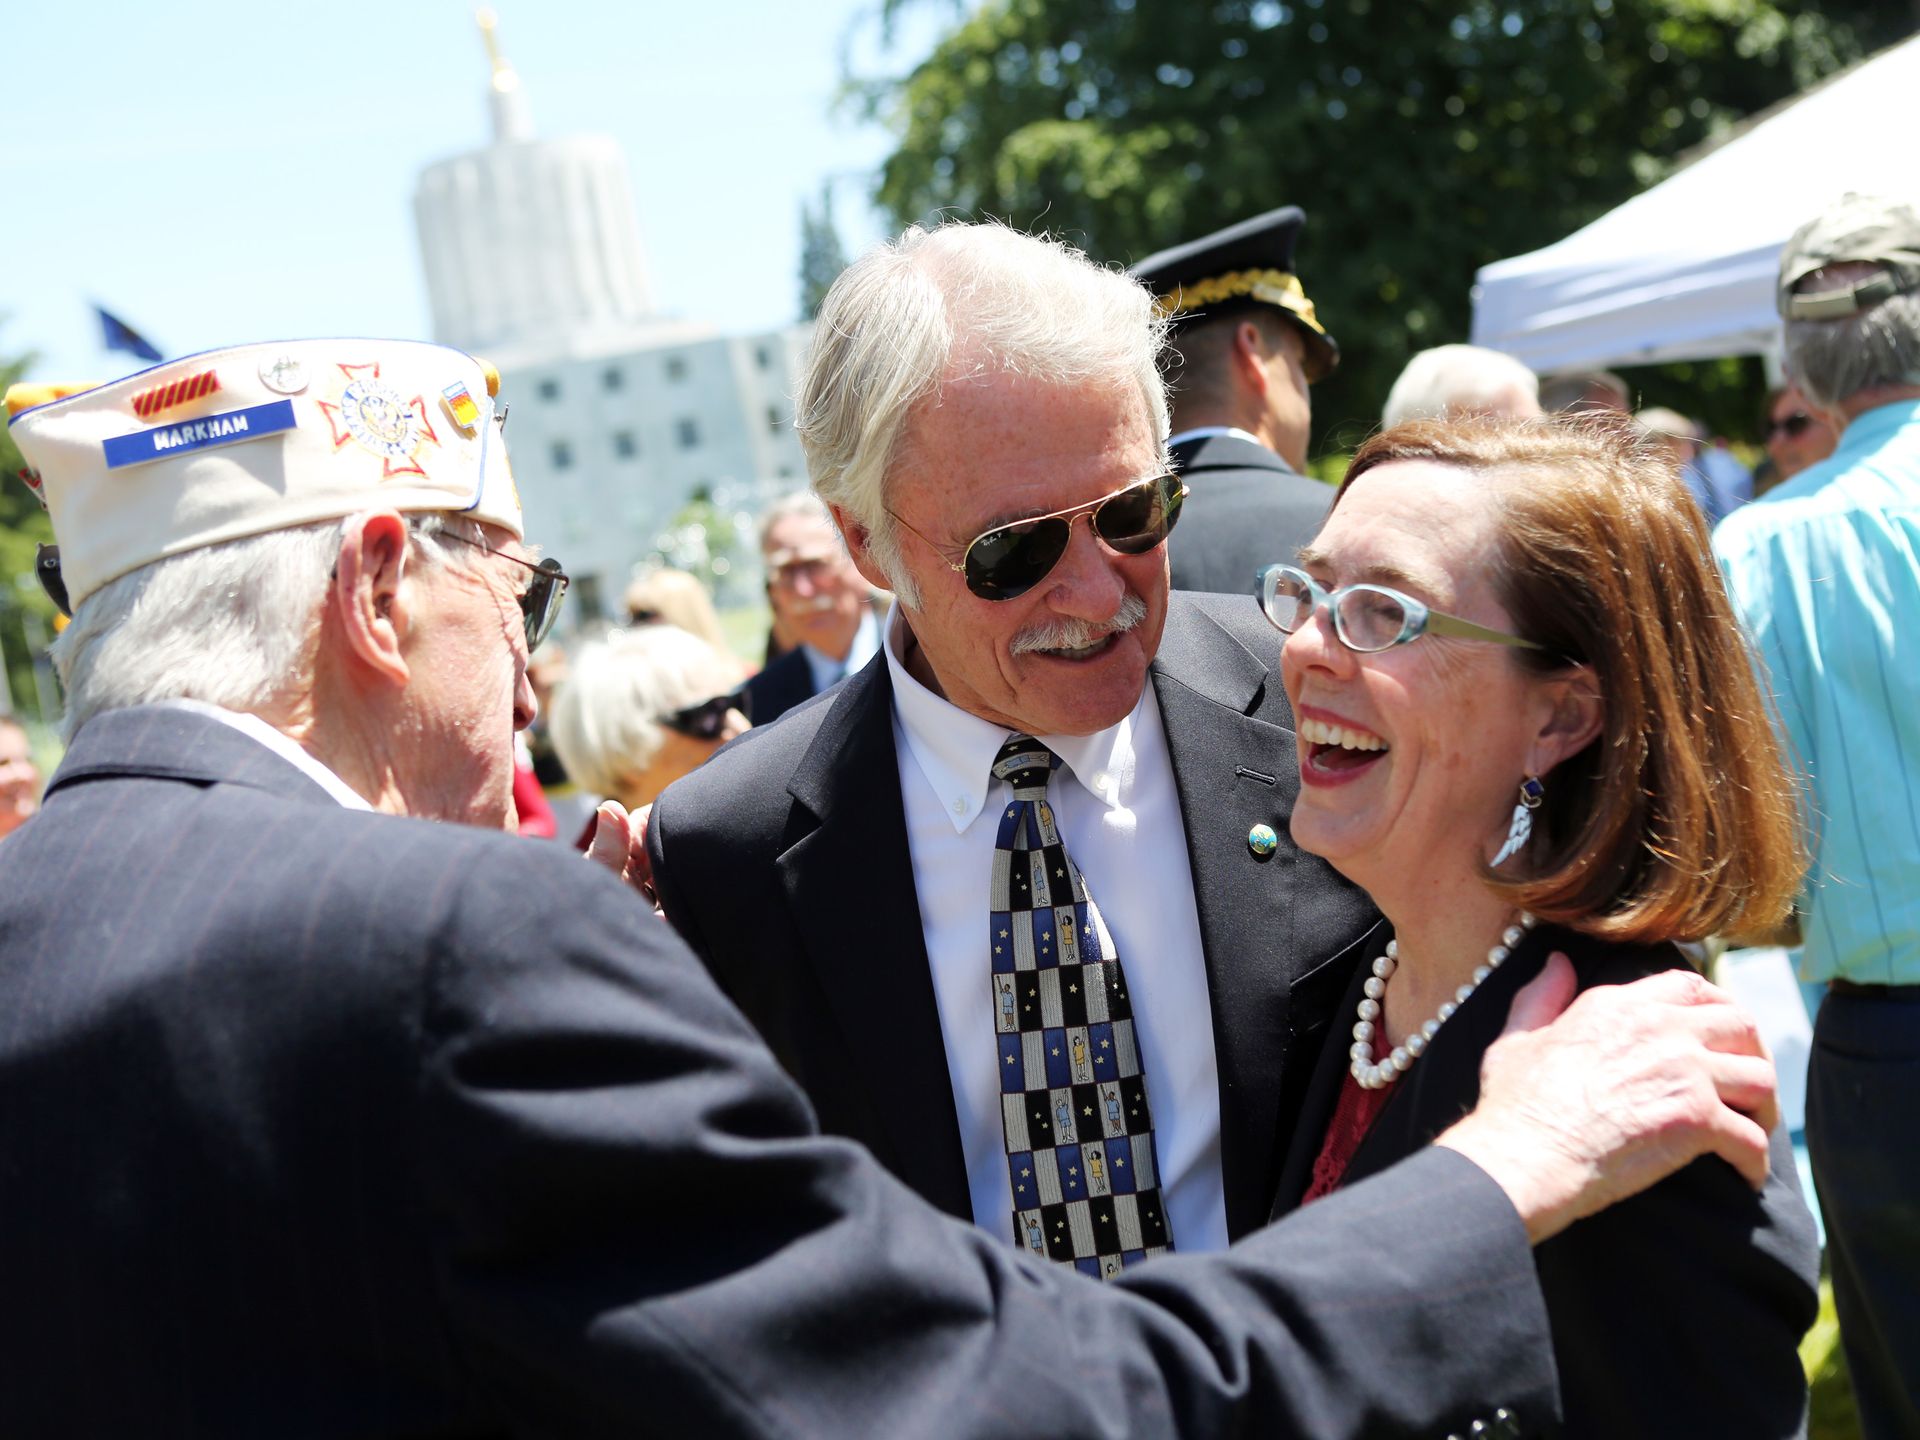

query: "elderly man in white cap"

left=0, top=338, right=1785, bottom=1440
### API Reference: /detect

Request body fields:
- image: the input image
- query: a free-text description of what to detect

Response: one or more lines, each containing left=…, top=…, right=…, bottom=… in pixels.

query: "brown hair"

left=1337, top=412, right=1804, bottom=944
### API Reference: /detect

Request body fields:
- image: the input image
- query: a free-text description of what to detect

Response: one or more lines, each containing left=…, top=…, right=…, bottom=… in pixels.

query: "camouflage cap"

left=1778, top=193, right=1920, bottom=321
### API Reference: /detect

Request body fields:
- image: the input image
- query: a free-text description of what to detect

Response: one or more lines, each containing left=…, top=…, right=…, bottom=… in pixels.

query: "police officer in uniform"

left=1131, top=207, right=1338, bottom=594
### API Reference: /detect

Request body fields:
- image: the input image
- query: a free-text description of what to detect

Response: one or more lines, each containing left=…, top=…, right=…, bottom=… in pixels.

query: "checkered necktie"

left=990, top=733, right=1174, bottom=1280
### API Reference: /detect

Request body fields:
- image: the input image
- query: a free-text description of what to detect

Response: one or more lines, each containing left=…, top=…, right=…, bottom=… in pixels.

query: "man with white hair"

left=1714, top=193, right=1920, bottom=1438
left=645, top=220, right=1788, bottom=1414
left=744, top=489, right=885, bottom=724
left=654, top=221, right=1384, bottom=1269
left=0, top=335, right=1784, bottom=1438
left=1381, top=344, right=1542, bottom=429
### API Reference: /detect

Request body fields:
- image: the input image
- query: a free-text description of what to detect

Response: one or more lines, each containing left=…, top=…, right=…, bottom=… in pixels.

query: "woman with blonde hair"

left=622, top=568, right=737, bottom=659
left=550, top=625, right=749, bottom=811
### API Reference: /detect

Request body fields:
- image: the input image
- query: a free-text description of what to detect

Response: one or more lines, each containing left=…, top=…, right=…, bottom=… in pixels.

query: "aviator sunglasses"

left=890, top=473, right=1189, bottom=601
left=659, top=686, right=751, bottom=739
left=443, top=532, right=570, bottom=652
left=1257, top=563, right=1543, bottom=654
left=1767, top=411, right=1813, bottom=440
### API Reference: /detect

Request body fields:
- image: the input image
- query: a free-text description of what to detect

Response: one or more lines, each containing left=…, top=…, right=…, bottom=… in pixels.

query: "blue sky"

left=2, top=1, right=953, bottom=382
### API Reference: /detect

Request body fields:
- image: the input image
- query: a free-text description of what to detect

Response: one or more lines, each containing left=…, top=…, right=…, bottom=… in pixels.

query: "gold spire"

left=475, top=7, right=532, bottom=140
left=477, top=8, right=516, bottom=91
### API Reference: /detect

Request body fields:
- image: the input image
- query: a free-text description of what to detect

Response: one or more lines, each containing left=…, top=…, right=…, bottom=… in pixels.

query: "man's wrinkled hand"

left=583, top=800, right=661, bottom=913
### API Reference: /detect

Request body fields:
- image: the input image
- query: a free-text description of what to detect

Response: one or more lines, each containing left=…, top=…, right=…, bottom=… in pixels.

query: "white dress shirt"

left=883, top=615, right=1230, bottom=1253
left=155, top=699, right=371, bottom=810
left=802, top=605, right=883, bottom=696
left=1166, top=424, right=1267, bottom=451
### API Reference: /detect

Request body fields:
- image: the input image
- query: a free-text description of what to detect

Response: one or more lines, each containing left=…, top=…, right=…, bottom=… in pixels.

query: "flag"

left=441, top=381, right=480, bottom=430
left=93, top=305, right=162, bottom=363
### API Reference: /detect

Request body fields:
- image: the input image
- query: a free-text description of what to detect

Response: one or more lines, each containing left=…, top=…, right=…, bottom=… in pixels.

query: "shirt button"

left=952, top=798, right=967, bottom=816
left=1091, top=771, right=1112, bottom=792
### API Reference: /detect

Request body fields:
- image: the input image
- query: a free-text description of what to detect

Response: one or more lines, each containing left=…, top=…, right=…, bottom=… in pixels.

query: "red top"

left=1302, top=1070, right=1395, bottom=1204
left=510, top=753, right=559, bottom=839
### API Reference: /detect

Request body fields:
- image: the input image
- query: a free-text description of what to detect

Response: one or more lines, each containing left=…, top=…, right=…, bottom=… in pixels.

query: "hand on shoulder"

left=1438, top=953, right=1777, bottom=1243
left=583, top=800, right=661, bottom=912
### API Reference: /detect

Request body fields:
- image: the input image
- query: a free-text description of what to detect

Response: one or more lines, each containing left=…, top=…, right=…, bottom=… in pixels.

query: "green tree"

left=799, top=182, right=852, bottom=320
left=856, top=0, right=1914, bottom=450
left=0, top=325, right=57, bottom=720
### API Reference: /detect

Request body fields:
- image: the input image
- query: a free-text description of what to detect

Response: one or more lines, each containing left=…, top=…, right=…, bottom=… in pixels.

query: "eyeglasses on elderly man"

left=441, top=531, right=569, bottom=652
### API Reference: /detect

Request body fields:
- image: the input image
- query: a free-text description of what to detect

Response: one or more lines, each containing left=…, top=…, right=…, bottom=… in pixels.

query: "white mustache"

left=1011, top=593, right=1148, bottom=655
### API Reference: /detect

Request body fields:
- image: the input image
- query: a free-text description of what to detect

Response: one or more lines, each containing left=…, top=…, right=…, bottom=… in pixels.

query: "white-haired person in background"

left=1381, top=344, right=1542, bottom=429
left=745, top=490, right=887, bottom=725
left=551, top=624, right=749, bottom=811
left=1636, top=405, right=1751, bottom=527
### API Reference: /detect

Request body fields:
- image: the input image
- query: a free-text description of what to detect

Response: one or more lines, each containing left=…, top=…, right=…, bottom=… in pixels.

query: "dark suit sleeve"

left=408, top=851, right=1557, bottom=1439
left=645, top=790, right=711, bottom=974
left=1534, top=1125, right=1818, bottom=1438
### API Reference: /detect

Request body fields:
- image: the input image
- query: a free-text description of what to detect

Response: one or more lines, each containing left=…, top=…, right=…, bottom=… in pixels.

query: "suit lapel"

left=1150, top=600, right=1362, bottom=1236
left=775, top=661, right=974, bottom=1220
left=1272, top=950, right=1373, bottom=1213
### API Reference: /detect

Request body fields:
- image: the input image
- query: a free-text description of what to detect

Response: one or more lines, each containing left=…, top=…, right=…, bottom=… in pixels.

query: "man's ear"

left=828, top=502, right=902, bottom=595
left=1231, top=319, right=1272, bottom=397
left=333, top=511, right=413, bottom=688
left=1526, top=664, right=1605, bottom=778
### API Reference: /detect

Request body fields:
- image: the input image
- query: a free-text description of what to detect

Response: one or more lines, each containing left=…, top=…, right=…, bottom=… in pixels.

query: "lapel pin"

left=441, top=380, right=480, bottom=432
left=1247, top=823, right=1278, bottom=859
left=258, top=354, right=308, bottom=395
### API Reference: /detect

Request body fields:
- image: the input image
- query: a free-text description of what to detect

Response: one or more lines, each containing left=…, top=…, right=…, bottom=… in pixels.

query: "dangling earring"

left=1490, top=775, right=1545, bottom=868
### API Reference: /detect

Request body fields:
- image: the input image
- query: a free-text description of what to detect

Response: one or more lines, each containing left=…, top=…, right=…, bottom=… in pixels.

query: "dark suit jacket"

left=743, top=644, right=814, bottom=726
left=1273, top=925, right=1821, bottom=1440
left=0, top=703, right=1561, bottom=1438
left=747, top=597, right=893, bottom=728
left=650, top=591, right=1383, bottom=1241
left=1168, top=432, right=1336, bottom=596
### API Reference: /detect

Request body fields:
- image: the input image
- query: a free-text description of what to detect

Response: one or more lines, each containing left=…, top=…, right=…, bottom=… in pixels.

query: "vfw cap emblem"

left=317, top=361, right=442, bottom=478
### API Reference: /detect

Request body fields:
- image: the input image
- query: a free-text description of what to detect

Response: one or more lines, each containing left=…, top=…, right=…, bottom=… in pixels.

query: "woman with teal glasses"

left=1260, top=414, right=1819, bottom=1438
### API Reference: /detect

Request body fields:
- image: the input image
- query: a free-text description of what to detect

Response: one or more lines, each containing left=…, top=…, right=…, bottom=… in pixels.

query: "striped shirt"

left=1714, top=398, right=1920, bottom=984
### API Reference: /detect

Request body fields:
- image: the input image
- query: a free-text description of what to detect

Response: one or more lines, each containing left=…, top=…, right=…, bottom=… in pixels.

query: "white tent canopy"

left=1470, top=37, right=1920, bottom=375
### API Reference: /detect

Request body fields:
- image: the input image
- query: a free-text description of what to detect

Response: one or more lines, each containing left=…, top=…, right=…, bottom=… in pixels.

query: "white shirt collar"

left=1167, top=424, right=1267, bottom=451
left=802, top=603, right=882, bottom=694
left=882, top=609, right=1140, bottom=833
left=153, top=699, right=373, bottom=810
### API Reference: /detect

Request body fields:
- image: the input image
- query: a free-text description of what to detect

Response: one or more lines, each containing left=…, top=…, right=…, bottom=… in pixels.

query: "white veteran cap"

left=5, top=338, right=523, bottom=611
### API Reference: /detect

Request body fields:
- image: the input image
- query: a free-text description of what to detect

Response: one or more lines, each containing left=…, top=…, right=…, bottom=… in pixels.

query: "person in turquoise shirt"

left=1714, top=193, right=1920, bottom=1440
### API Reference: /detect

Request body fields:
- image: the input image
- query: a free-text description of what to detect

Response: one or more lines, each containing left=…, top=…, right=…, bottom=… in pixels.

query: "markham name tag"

left=102, top=399, right=298, bottom=469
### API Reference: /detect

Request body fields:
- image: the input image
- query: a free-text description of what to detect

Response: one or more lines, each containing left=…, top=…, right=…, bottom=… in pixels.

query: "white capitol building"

left=412, top=11, right=811, bottom=623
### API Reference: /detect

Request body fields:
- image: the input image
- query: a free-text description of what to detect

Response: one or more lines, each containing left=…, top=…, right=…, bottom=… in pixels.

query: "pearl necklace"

left=1349, top=913, right=1536, bottom=1090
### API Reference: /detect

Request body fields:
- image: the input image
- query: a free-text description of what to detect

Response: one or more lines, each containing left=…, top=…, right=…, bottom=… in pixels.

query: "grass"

left=1803, top=1276, right=1861, bottom=1439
